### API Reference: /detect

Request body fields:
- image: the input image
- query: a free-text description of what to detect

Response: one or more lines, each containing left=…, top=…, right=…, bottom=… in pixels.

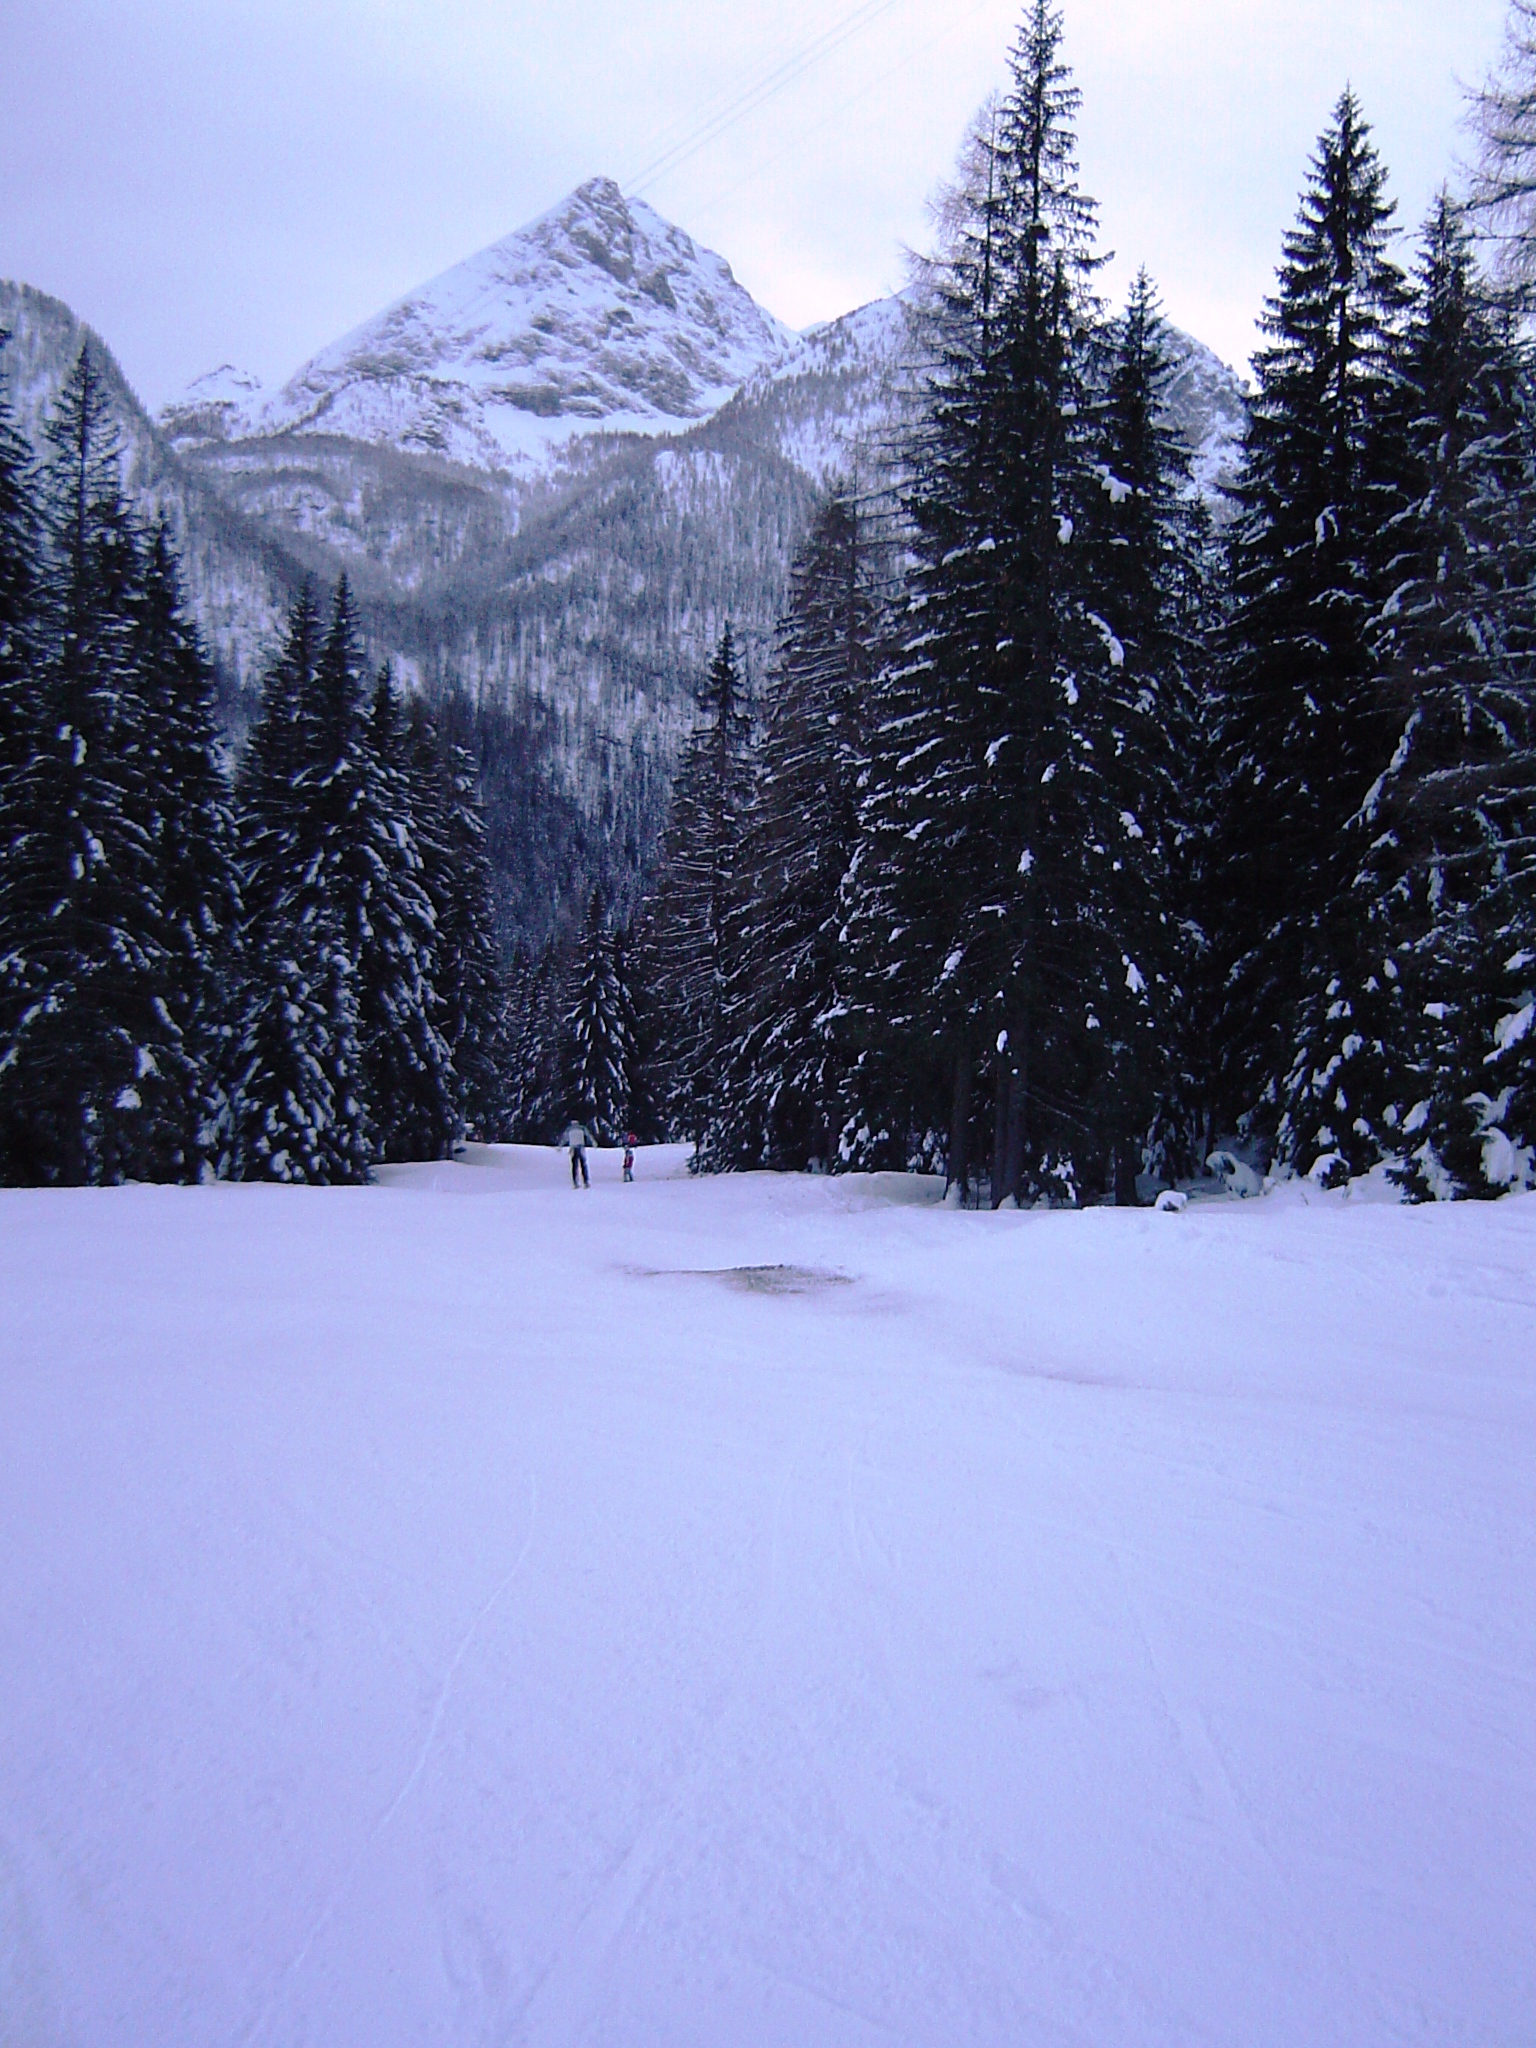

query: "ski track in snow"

left=241, top=1471, right=539, bottom=2046
left=0, top=1144, right=1533, bottom=2046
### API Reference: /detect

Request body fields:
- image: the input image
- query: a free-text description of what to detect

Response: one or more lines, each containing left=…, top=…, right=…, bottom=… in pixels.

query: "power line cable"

left=681, top=5, right=978, bottom=231
left=625, top=0, right=909, bottom=197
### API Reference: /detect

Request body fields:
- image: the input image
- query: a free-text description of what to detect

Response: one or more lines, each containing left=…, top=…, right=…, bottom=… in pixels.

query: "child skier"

left=622, top=1133, right=636, bottom=1183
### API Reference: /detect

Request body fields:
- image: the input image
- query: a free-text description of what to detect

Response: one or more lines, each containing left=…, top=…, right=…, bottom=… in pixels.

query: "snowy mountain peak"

left=178, top=179, right=798, bottom=472
left=159, top=364, right=264, bottom=448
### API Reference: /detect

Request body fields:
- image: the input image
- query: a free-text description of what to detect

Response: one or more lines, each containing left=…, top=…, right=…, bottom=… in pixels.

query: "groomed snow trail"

left=1, top=1149, right=1532, bottom=2046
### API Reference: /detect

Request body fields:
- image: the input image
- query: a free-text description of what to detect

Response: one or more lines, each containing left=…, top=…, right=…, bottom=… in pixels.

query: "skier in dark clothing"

left=562, top=1120, right=592, bottom=1187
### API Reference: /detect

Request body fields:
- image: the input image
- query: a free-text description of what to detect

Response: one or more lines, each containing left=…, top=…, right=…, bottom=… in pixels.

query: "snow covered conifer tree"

left=503, top=939, right=566, bottom=1140
left=406, top=693, right=508, bottom=1141
left=641, top=625, right=752, bottom=1150
left=237, top=581, right=321, bottom=920
left=1319, top=197, right=1536, bottom=1194
left=0, top=346, right=183, bottom=1184
left=713, top=491, right=881, bottom=1170
left=1074, top=270, right=1207, bottom=1199
left=129, top=523, right=243, bottom=1176
left=231, top=582, right=370, bottom=1183
left=357, top=668, right=455, bottom=1162
left=0, top=330, right=46, bottom=1180
left=0, top=328, right=40, bottom=800
left=1213, top=91, right=1409, bottom=1161
left=844, top=2, right=1158, bottom=1206
left=561, top=889, right=631, bottom=1142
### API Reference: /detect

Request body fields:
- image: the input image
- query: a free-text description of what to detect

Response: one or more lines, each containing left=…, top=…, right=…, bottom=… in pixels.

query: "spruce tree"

left=1329, top=198, right=1536, bottom=1193
left=406, top=694, right=507, bottom=1142
left=714, top=492, right=880, bottom=1171
left=503, top=938, right=566, bottom=1140
left=641, top=625, right=752, bottom=1149
left=238, top=580, right=321, bottom=919
left=0, top=330, right=45, bottom=1178
left=842, top=1, right=1149, bottom=1206
left=1075, top=271, right=1205, bottom=1199
left=359, top=668, right=455, bottom=1162
left=130, top=523, right=243, bottom=1176
left=0, top=327, right=40, bottom=800
left=231, top=583, right=370, bottom=1183
left=561, top=889, right=632, bottom=1141
left=0, top=346, right=183, bottom=1184
left=1215, top=91, right=1409, bottom=1164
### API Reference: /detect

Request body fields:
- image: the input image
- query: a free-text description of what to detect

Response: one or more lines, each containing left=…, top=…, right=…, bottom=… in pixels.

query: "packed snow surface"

left=2, top=1152, right=1532, bottom=2045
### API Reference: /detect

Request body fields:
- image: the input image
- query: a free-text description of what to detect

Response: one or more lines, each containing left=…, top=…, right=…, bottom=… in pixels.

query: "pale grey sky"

left=0, top=0, right=1512, bottom=411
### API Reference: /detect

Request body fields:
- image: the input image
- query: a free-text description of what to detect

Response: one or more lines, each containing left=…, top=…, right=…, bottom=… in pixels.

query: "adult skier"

left=562, top=1119, right=592, bottom=1188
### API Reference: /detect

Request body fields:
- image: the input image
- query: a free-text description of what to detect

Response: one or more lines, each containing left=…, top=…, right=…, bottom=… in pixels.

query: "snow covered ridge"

left=157, top=363, right=263, bottom=448
left=166, top=179, right=798, bottom=472
left=157, top=180, right=1247, bottom=501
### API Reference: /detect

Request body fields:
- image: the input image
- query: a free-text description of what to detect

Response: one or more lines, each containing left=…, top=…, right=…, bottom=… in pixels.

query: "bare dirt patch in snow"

left=628, top=1261, right=853, bottom=1295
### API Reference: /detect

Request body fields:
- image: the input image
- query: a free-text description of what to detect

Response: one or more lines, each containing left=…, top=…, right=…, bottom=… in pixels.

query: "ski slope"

left=1, top=1150, right=1532, bottom=2046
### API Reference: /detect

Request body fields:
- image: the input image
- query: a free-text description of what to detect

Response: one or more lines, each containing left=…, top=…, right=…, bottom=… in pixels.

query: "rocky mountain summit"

left=166, top=180, right=797, bottom=472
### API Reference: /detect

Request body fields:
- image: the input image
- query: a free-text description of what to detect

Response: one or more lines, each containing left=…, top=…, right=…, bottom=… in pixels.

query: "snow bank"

left=1, top=1160, right=1532, bottom=2044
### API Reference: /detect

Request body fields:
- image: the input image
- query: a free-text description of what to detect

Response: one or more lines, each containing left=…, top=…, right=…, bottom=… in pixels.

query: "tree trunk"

left=990, top=1045, right=1009, bottom=1207
left=1003, top=1030, right=1028, bottom=1204
left=948, top=1041, right=973, bottom=1202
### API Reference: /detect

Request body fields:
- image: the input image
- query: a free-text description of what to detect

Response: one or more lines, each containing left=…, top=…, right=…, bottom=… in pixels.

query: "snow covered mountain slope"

left=200, top=179, right=796, bottom=472
left=717, top=292, right=915, bottom=486
left=1161, top=326, right=1248, bottom=503
left=158, top=363, right=264, bottom=448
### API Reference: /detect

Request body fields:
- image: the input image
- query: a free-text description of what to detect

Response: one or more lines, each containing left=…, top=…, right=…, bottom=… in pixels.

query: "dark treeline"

left=619, top=1, right=1536, bottom=1203
left=0, top=343, right=520, bottom=1184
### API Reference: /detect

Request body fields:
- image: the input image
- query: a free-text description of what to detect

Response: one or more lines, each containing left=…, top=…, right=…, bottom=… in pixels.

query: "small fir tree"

left=561, top=889, right=632, bottom=1142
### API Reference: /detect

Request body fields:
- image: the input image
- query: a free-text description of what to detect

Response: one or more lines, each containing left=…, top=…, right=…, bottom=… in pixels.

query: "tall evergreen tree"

left=0, top=328, right=40, bottom=800
left=1075, top=270, right=1207, bottom=1199
left=641, top=624, right=752, bottom=1149
left=1318, top=198, right=1536, bottom=1193
left=503, top=938, right=567, bottom=1141
left=129, top=523, right=243, bottom=1175
left=406, top=694, right=508, bottom=1142
left=1214, top=90, right=1409, bottom=1159
left=0, top=330, right=46, bottom=1178
left=359, top=668, right=455, bottom=1162
left=843, top=1, right=1153, bottom=1206
left=0, top=347, right=183, bottom=1184
left=231, top=583, right=370, bottom=1183
left=713, top=491, right=881, bottom=1170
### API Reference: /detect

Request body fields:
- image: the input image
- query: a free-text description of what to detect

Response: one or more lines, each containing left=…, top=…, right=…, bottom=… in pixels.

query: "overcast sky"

left=0, top=0, right=1513, bottom=412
